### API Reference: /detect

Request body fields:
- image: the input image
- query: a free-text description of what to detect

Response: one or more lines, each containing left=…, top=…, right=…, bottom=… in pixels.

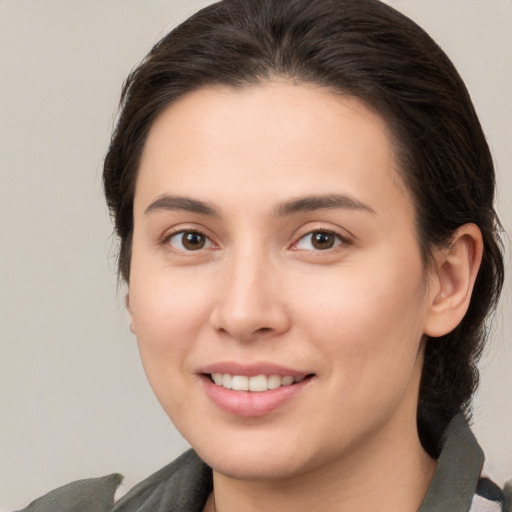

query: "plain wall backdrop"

left=0, top=0, right=510, bottom=509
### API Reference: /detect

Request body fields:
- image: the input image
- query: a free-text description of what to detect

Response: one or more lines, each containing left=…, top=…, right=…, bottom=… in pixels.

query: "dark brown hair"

left=103, top=0, right=504, bottom=456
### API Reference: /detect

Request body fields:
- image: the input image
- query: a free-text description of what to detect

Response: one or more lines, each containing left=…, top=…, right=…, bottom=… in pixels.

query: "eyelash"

left=163, top=229, right=215, bottom=252
left=162, top=228, right=349, bottom=253
left=291, top=229, right=348, bottom=252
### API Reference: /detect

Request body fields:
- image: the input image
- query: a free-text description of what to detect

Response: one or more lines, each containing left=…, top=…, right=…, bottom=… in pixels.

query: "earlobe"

left=424, top=224, right=483, bottom=338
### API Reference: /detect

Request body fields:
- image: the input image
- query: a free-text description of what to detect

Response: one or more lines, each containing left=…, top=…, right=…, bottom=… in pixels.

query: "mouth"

left=206, top=373, right=314, bottom=392
left=200, top=367, right=315, bottom=416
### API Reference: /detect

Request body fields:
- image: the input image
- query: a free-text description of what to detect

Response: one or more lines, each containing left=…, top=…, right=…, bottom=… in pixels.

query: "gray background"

left=0, top=0, right=510, bottom=509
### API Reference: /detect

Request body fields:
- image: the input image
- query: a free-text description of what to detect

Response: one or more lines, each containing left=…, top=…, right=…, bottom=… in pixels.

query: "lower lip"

left=201, top=376, right=312, bottom=417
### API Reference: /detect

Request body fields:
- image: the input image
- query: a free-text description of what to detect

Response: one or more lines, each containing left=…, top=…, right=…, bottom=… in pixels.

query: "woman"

left=19, top=0, right=508, bottom=511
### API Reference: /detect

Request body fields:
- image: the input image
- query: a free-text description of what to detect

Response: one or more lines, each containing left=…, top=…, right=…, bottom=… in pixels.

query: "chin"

left=204, top=452, right=305, bottom=481
left=191, top=432, right=322, bottom=482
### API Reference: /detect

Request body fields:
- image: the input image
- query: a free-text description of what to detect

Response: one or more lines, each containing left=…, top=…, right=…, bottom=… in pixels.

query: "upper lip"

left=199, top=361, right=313, bottom=378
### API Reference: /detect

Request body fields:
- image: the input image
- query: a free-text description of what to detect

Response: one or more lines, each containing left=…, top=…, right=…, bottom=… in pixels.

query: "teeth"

left=267, top=375, right=282, bottom=390
left=231, top=375, right=249, bottom=391
left=249, top=374, right=267, bottom=392
left=222, top=374, right=232, bottom=389
left=211, top=373, right=306, bottom=392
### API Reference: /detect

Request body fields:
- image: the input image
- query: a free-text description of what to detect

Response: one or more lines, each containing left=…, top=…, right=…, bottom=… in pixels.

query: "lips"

left=199, top=362, right=314, bottom=416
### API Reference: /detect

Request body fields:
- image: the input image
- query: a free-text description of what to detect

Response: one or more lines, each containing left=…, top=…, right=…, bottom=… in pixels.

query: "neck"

left=207, top=416, right=436, bottom=512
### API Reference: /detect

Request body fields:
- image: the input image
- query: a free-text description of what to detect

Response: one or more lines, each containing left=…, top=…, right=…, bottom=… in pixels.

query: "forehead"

left=135, top=82, right=411, bottom=219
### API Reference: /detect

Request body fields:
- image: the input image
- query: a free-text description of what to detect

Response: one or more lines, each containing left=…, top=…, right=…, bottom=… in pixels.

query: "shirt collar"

left=419, top=413, right=484, bottom=512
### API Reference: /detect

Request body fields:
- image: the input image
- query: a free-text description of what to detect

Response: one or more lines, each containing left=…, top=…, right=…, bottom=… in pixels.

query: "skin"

left=128, top=83, right=481, bottom=512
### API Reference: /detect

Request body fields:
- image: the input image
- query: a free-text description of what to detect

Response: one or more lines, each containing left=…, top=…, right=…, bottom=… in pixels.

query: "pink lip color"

left=200, top=374, right=311, bottom=417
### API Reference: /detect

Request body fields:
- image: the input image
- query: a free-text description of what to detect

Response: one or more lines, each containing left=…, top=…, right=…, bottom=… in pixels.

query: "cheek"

left=299, top=270, right=427, bottom=439
left=129, top=269, right=214, bottom=373
left=292, top=255, right=428, bottom=380
left=128, top=274, right=214, bottom=422
left=131, top=260, right=212, bottom=328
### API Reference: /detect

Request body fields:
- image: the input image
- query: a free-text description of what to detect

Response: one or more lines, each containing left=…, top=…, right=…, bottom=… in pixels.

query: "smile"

left=202, top=371, right=314, bottom=417
left=210, top=373, right=306, bottom=392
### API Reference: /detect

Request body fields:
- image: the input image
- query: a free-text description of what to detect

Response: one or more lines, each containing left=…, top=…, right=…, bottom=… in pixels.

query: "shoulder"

left=16, top=473, right=122, bottom=512
left=16, top=450, right=212, bottom=512
left=112, top=449, right=212, bottom=511
left=419, top=414, right=511, bottom=512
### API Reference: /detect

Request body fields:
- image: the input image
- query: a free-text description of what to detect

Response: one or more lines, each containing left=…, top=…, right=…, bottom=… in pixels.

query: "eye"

left=166, top=230, right=214, bottom=251
left=294, top=230, right=343, bottom=251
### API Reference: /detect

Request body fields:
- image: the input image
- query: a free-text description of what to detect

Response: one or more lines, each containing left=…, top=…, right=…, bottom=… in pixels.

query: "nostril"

left=208, top=294, right=291, bottom=341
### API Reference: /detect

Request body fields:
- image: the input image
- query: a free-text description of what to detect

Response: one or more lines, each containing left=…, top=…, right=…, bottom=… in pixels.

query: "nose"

left=208, top=252, right=291, bottom=342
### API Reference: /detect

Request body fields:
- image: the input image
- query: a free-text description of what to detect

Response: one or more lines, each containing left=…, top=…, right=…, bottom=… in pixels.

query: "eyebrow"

left=144, top=195, right=220, bottom=217
left=144, top=193, right=375, bottom=218
left=273, top=194, right=376, bottom=217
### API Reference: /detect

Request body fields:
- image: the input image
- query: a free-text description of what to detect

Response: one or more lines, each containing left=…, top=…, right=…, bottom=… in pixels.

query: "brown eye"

left=295, top=230, right=342, bottom=251
left=311, top=232, right=336, bottom=249
left=168, top=231, right=212, bottom=251
left=182, top=232, right=205, bottom=250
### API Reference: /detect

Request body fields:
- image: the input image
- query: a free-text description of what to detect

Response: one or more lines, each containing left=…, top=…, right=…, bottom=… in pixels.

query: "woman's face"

left=129, top=83, right=437, bottom=480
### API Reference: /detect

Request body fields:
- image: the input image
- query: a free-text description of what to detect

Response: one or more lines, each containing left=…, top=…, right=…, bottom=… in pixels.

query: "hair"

left=103, top=0, right=504, bottom=457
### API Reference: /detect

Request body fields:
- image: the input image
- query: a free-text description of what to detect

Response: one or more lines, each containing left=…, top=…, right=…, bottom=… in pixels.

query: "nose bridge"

left=209, top=241, right=289, bottom=340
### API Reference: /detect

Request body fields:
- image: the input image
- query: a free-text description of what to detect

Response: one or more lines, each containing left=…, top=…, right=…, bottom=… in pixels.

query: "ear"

left=125, top=292, right=136, bottom=334
left=423, top=223, right=483, bottom=338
